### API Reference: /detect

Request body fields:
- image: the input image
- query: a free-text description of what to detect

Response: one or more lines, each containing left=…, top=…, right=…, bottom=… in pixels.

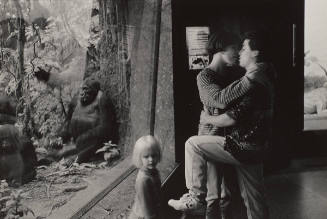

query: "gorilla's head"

left=0, top=96, right=16, bottom=116
left=0, top=124, right=21, bottom=154
left=80, top=78, right=101, bottom=106
left=0, top=95, right=17, bottom=125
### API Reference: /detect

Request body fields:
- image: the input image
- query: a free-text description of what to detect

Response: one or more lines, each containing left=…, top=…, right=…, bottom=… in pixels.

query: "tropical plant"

left=304, top=51, right=327, bottom=92
left=0, top=180, right=35, bottom=219
left=305, top=50, right=327, bottom=76
left=0, top=0, right=85, bottom=149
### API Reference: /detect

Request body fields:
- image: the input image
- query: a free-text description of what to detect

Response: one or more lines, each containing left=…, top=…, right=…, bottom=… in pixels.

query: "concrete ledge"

left=304, top=114, right=327, bottom=131
left=82, top=162, right=180, bottom=218
left=48, top=156, right=136, bottom=219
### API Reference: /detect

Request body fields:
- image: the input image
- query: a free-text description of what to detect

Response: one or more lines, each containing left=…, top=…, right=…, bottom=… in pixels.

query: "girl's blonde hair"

left=132, top=135, right=161, bottom=168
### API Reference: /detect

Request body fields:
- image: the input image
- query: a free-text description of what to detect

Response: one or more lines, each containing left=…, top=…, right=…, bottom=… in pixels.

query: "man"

left=169, top=31, right=275, bottom=219
left=196, top=30, right=253, bottom=219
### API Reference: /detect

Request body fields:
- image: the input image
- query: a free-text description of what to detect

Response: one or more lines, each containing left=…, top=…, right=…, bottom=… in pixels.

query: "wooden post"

left=149, top=0, right=162, bottom=135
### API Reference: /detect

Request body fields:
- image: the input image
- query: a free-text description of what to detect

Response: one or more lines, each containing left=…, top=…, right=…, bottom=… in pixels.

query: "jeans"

left=185, top=135, right=269, bottom=219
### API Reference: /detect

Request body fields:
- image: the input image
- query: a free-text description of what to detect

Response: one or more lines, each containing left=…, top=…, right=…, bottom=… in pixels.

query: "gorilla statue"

left=0, top=96, right=37, bottom=186
left=35, top=68, right=117, bottom=163
left=0, top=96, right=16, bottom=124
left=56, top=78, right=117, bottom=163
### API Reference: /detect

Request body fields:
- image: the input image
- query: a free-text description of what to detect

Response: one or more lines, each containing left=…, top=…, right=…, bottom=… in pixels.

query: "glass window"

left=304, top=0, right=327, bottom=130
left=0, top=0, right=175, bottom=218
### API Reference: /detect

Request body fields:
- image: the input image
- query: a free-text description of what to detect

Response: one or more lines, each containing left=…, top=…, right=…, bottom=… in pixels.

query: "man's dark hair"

left=207, top=30, right=240, bottom=58
left=242, top=31, right=272, bottom=62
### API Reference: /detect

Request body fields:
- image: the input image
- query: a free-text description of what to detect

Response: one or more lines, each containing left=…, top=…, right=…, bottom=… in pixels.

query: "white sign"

left=186, top=27, right=210, bottom=70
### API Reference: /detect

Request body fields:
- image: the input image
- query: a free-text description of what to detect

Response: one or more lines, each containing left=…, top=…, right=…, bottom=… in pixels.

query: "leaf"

left=308, top=56, right=319, bottom=63
left=104, top=149, right=120, bottom=162
left=0, top=196, right=11, bottom=204
left=50, top=199, right=68, bottom=212
left=11, top=190, right=22, bottom=200
left=95, top=146, right=110, bottom=153
left=62, top=185, right=87, bottom=193
left=18, top=205, right=35, bottom=216
left=5, top=200, right=16, bottom=208
left=79, top=163, right=96, bottom=169
left=6, top=31, right=18, bottom=42
left=35, top=147, right=48, bottom=154
left=37, top=165, right=48, bottom=170
left=98, top=162, right=108, bottom=168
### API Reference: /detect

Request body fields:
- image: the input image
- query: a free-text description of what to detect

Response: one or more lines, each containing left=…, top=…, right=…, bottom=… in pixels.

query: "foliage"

left=0, top=180, right=11, bottom=218
left=96, top=141, right=120, bottom=165
left=0, top=180, right=34, bottom=219
left=304, top=51, right=327, bottom=92
left=305, top=51, right=327, bottom=76
left=0, top=0, right=87, bottom=149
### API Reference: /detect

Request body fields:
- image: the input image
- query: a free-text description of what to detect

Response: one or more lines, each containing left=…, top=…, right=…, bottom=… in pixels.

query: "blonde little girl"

left=129, top=135, right=162, bottom=219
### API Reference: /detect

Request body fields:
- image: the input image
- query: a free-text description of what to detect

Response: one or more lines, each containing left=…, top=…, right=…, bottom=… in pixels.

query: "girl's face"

left=222, top=44, right=239, bottom=66
left=141, top=146, right=159, bottom=170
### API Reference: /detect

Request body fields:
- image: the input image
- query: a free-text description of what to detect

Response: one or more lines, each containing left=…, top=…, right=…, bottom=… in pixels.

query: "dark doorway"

left=172, top=0, right=303, bottom=166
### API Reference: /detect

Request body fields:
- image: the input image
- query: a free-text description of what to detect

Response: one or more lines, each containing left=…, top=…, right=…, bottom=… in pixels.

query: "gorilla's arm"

left=59, top=94, right=78, bottom=143
left=20, top=136, right=37, bottom=183
left=0, top=114, right=16, bottom=124
left=34, top=67, right=83, bottom=88
left=75, top=93, right=116, bottom=149
left=0, top=96, right=17, bottom=124
left=34, top=67, right=50, bottom=82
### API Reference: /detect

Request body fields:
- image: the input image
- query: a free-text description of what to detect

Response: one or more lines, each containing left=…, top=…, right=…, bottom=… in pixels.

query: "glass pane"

left=0, top=1, right=175, bottom=218
left=304, top=0, right=327, bottom=130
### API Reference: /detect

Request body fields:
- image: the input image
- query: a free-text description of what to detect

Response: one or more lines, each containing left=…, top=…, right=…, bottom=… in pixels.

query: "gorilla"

left=34, top=68, right=117, bottom=163
left=57, top=78, right=116, bottom=163
left=0, top=96, right=37, bottom=186
left=0, top=96, right=16, bottom=124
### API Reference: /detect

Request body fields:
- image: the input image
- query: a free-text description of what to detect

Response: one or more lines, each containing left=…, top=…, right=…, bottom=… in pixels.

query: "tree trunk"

left=16, top=16, right=25, bottom=100
left=96, top=0, right=131, bottom=151
left=13, top=0, right=31, bottom=137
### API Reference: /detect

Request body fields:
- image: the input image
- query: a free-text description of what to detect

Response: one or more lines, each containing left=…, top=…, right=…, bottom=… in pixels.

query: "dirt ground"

left=12, top=158, right=119, bottom=219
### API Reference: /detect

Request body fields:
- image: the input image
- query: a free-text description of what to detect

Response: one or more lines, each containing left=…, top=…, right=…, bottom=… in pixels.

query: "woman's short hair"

left=207, top=30, right=240, bottom=58
left=132, top=135, right=162, bottom=168
left=242, top=31, right=272, bottom=62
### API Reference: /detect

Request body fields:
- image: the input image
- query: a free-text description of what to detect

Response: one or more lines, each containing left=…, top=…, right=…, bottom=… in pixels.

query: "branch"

left=316, top=63, right=327, bottom=77
left=5, top=64, right=17, bottom=81
left=46, top=179, right=54, bottom=199
left=0, top=46, right=3, bottom=70
left=0, top=39, right=4, bottom=64
left=58, top=88, right=67, bottom=117
left=62, top=185, right=87, bottom=193
left=12, top=0, right=24, bottom=19
left=45, top=41, right=57, bottom=50
left=30, top=23, right=41, bottom=75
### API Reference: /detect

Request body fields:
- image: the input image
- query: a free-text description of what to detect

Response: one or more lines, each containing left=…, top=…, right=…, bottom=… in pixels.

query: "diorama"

left=0, top=0, right=175, bottom=218
left=0, top=0, right=125, bottom=217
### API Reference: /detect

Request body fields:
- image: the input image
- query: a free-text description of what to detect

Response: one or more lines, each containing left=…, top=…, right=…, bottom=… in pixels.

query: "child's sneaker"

left=168, top=192, right=206, bottom=215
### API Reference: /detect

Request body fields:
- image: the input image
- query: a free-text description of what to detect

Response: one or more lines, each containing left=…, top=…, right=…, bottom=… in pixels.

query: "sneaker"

left=168, top=192, right=206, bottom=215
